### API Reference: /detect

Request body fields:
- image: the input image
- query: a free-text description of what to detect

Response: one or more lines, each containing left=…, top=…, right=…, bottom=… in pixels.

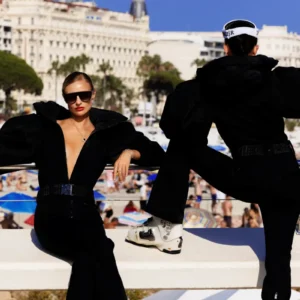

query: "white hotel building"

left=0, top=0, right=149, bottom=106
left=149, top=25, right=300, bottom=80
left=0, top=0, right=300, bottom=108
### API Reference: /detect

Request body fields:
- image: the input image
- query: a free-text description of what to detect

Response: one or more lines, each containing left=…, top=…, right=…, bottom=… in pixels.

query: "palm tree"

left=59, top=54, right=92, bottom=76
left=103, top=75, right=128, bottom=111
left=78, top=54, right=91, bottom=71
left=285, top=119, right=297, bottom=132
left=191, top=58, right=207, bottom=68
left=136, top=54, right=162, bottom=78
left=97, top=61, right=113, bottom=76
left=97, top=61, right=113, bottom=107
left=47, top=60, right=61, bottom=100
left=136, top=54, right=182, bottom=117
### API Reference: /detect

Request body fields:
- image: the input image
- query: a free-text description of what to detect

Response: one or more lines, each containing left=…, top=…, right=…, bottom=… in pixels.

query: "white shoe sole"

left=125, top=237, right=183, bottom=254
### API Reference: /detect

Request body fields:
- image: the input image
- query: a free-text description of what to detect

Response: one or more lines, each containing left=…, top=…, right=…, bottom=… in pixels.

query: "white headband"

left=222, top=26, right=259, bottom=39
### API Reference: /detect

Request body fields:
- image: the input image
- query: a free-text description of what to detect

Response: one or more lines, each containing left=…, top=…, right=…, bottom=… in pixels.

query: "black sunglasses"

left=63, top=91, right=93, bottom=104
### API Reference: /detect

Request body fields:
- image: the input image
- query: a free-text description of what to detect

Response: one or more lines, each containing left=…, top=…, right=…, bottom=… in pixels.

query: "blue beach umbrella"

left=0, top=201, right=36, bottom=214
left=26, top=170, right=38, bottom=175
left=0, top=192, right=36, bottom=201
left=147, top=173, right=157, bottom=182
left=93, top=190, right=106, bottom=201
left=209, top=145, right=227, bottom=152
left=0, top=193, right=36, bottom=213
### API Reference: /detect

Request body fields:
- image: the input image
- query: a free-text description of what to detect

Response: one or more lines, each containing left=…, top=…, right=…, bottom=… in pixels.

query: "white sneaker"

left=125, top=216, right=183, bottom=254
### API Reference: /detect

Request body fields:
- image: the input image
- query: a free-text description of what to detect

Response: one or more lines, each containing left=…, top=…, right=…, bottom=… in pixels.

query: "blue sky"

left=96, top=0, right=300, bottom=33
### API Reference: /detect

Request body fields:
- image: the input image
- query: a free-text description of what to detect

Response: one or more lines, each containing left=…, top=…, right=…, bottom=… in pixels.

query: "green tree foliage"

left=0, top=51, right=43, bottom=114
left=47, top=57, right=134, bottom=112
left=285, top=119, right=297, bottom=132
left=47, top=60, right=62, bottom=100
left=137, top=54, right=183, bottom=104
left=58, top=54, right=91, bottom=76
left=191, top=58, right=208, bottom=68
left=126, top=289, right=158, bottom=300
left=94, top=61, right=134, bottom=112
left=12, top=290, right=67, bottom=300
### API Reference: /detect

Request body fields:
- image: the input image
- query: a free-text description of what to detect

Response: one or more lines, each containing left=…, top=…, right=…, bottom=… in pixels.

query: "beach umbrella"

left=0, top=192, right=36, bottom=214
left=147, top=173, right=157, bottom=181
left=0, top=201, right=36, bottom=214
left=0, top=192, right=35, bottom=201
left=24, top=214, right=34, bottom=226
left=93, top=190, right=106, bottom=201
left=26, top=170, right=38, bottom=175
left=183, top=208, right=218, bottom=228
left=118, top=211, right=151, bottom=226
left=209, top=145, right=227, bottom=151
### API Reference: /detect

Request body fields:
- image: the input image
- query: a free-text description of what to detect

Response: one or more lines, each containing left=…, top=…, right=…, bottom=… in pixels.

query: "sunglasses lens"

left=78, top=91, right=92, bottom=102
left=64, top=94, right=77, bottom=103
left=64, top=91, right=92, bottom=103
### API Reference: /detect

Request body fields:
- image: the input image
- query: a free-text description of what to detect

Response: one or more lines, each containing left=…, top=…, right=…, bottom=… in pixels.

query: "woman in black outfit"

left=0, top=72, right=164, bottom=299
left=127, top=20, right=300, bottom=300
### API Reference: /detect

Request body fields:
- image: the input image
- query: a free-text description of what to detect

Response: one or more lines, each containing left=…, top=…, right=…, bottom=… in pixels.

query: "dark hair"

left=224, top=20, right=258, bottom=56
left=62, top=71, right=94, bottom=94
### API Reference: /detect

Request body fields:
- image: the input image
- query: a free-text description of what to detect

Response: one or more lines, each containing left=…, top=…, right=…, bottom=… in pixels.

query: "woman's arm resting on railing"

left=107, top=121, right=165, bottom=166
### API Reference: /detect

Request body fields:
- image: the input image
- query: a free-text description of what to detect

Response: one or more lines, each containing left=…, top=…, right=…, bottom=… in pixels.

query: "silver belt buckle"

left=61, top=184, right=74, bottom=196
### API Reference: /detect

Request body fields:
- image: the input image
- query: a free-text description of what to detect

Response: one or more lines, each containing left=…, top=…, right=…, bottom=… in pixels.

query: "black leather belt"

left=38, top=184, right=92, bottom=197
left=237, top=141, right=294, bottom=157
